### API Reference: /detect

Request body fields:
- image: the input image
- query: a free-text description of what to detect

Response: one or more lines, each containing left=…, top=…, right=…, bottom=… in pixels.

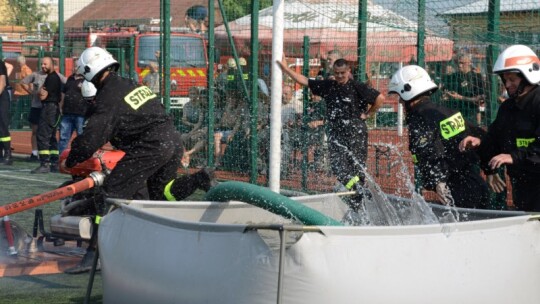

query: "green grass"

left=0, top=157, right=207, bottom=304
left=0, top=273, right=103, bottom=304
left=0, top=158, right=102, bottom=304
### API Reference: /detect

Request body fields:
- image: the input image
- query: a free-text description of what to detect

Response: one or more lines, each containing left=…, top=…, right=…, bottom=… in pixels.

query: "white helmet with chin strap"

left=493, top=45, right=540, bottom=85
left=81, top=80, right=97, bottom=100
left=76, top=47, right=119, bottom=82
left=388, top=65, right=438, bottom=102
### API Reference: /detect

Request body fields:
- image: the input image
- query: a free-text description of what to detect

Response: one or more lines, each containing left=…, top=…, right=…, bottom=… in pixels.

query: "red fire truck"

left=62, top=19, right=209, bottom=108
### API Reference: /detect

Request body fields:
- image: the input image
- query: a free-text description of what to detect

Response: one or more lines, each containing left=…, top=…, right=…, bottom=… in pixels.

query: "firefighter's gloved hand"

left=435, top=182, right=454, bottom=206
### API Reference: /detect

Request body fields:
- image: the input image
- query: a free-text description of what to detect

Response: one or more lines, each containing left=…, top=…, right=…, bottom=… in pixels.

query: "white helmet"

left=81, top=80, right=97, bottom=100
left=76, top=47, right=119, bottom=82
left=239, top=57, right=247, bottom=66
left=388, top=65, right=438, bottom=102
left=227, top=58, right=236, bottom=68
left=493, top=45, right=540, bottom=84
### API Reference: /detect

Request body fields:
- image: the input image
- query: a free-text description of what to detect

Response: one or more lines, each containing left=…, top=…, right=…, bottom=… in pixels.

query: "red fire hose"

left=3, top=216, right=17, bottom=255
left=0, top=172, right=105, bottom=218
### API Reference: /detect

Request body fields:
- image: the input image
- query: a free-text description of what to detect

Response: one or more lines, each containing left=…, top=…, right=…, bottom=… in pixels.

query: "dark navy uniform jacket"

left=66, top=73, right=175, bottom=168
left=478, top=86, right=540, bottom=179
left=406, top=98, right=484, bottom=190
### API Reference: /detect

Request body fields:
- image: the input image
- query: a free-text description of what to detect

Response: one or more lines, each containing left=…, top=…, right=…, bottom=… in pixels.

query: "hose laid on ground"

left=0, top=172, right=106, bottom=217
left=204, top=181, right=343, bottom=226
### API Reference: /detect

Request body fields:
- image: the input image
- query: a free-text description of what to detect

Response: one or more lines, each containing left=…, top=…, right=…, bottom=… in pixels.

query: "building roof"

left=441, top=0, right=540, bottom=15
left=65, top=0, right=221, bottom=28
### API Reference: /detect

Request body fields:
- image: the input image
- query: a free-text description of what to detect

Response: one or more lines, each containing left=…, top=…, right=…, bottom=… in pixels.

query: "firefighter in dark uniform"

left=62, top=47, right=215, bottom=273
left=278, top=57, right=384, bottom=212
left=389, top=65, right=489, bottom=208
left=65, top=46, right=214, bottom=202
left=32, top=57, right=63, bottom=173
left=224, top=57, right=249, bottom=102
left=460, top=45, right=540, bottom=212
left=0, top=59, right=13, bottom=165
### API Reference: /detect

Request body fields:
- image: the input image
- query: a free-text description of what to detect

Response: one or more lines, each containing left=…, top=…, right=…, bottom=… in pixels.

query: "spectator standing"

left=224, top=57, right=249, bottom=102
left=277, top=57, right=384, bottom=212
left=280, top=84, right=299, bottom=178
left=442, top=53, right=486, bottom=125
left=13, top=55, right=32, bottom=102
left=21, top=58, right=66, bottom=161
left=460, top=45, right=540, bottom=212
left=0, top=59, right=13, bottom=165
left=31, top=57, right=64, bottom=173
left=306, top=91, right=329, bottom=172
left=142, top=61, right=160, bottom=94
left=319, top=50, right=343, bottom=80
left=58, top=71, right=88, bottom=155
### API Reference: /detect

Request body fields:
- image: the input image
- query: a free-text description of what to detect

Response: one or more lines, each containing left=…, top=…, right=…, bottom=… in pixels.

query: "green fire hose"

left=204, top=181, right=343, bottom=226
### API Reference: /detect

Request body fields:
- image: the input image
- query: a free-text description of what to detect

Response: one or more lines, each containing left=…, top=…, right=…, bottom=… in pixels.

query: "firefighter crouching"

left=61, top=46, right=216, bottom=273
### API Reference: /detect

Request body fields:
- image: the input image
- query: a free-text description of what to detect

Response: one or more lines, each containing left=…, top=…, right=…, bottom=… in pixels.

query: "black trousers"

left=0, top=90, right=10, bottom=139
left=511, top=176, right=540, bottom=212
left=103, top=126, right=183, bottom=200
left=36, top=102, right=60, bottom=163
left=328, top=120, right=368, bottom=186
left=447, top=169, right=490, bottom=209
left=328, top=121, right=368, bottom=211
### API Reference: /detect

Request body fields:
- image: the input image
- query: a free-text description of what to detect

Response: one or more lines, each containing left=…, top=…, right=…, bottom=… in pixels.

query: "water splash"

left=386, top=143, right=447, bottom=224
left=334, top=141, right=445, bottom=226
left=330, top=140, right=404, bottom=226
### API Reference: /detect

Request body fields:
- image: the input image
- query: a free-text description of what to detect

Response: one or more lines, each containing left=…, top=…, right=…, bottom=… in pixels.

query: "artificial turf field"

left=0, top=157, right=103, bottom=304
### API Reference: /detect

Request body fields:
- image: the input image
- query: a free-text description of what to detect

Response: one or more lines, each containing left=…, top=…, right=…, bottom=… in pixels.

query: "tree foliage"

left=222, top=0, right=273, bottom=22
left=8, top=0, right=49, bottom=31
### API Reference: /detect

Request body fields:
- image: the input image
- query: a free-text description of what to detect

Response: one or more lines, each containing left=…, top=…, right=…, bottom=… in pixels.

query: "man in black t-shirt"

left=277, top=57, right=384, bottom=211
left=32, top=57, right=63, bottom=174
left=59, top=72, right=88, bottom=154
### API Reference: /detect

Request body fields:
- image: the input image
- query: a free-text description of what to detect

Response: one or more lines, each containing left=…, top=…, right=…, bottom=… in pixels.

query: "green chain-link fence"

left=1, top=0, right=538, bottom=206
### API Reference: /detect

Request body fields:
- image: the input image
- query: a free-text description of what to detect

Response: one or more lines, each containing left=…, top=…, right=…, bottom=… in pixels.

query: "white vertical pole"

left=397, top=62, right=404, bottom=137
left=269, top=0, right=285, bottom=193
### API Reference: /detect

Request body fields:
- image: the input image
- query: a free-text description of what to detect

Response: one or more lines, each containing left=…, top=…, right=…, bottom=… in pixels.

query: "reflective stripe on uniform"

left=0, top=136, right=11, bottom=142
left=95, top=215, right=102, bottom=224
left=53, top=114, right=62, bottom=128
left=50, top=150, right=59, bottom=155
left=439, top=112, right=466, bottom=140
left=411, top=154, right=418, bottom=164
left=164, top=179, right=177, bottom=201
left=123, top=86, right=157, bottom=110
left=345, top=176, right=360, bottom=190
left=516, top=138, right=535, bottom=148
left=38, top=150, right=51, bottom=155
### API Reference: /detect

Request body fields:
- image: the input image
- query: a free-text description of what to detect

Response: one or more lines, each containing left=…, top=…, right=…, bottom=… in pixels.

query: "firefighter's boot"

left=2, top=142, right=12, bottom=166
left=166, top=167, right=218, bottom=201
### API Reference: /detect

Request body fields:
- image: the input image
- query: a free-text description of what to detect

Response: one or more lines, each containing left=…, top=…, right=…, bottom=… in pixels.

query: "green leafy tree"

left=8, top=0, right=49, bottom=31
left=222, top=0, right=272, bottom=22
